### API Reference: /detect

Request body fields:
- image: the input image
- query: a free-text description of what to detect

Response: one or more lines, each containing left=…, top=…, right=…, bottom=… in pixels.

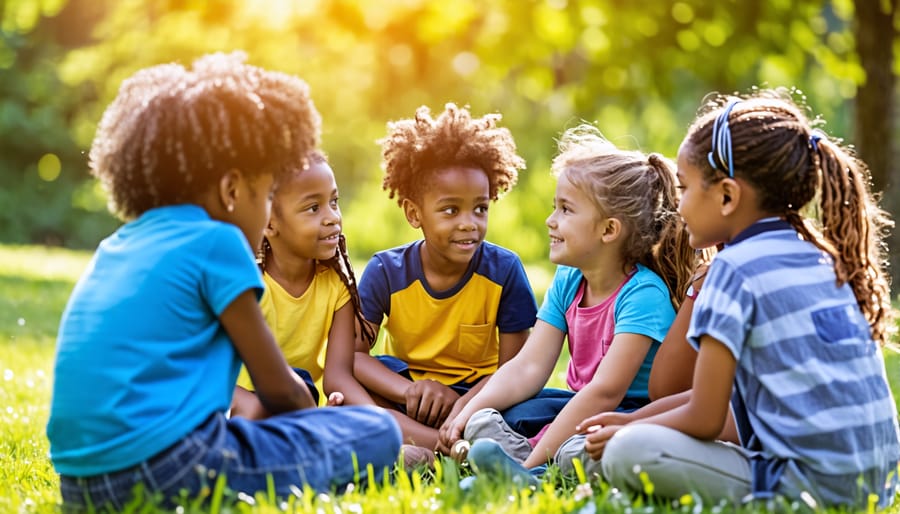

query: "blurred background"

left=1, top=0, right=897, bottom=287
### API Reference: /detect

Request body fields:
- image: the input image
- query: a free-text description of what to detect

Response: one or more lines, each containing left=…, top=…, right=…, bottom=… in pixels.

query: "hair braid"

left=684, top=89, right=894, bottom=345
left=813, top=139, right=893, bottom=344
left=322, top=235, right=377, bottom=347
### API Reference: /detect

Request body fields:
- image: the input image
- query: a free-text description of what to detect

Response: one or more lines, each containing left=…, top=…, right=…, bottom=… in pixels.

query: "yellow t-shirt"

left=236, top=264, right=350, bottom=405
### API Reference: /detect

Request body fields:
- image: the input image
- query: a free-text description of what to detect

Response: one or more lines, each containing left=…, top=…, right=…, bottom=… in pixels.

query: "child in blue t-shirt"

left=441, top=125, right=696, bottom=482
left=46, top=52, right=400, bottom=511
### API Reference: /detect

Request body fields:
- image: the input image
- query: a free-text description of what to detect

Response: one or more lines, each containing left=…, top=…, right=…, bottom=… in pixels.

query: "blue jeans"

left=500, top=388, right=650, bottom=437
left=59, top=406, right=401, bottom=511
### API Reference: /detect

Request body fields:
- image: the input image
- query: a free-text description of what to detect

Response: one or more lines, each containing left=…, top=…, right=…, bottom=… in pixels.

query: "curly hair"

left=89, top=51, right=321, bottom=220
left=552, top=125, right=696, bottom=310
left=379, top=103, right=525, bottom=204
left=681, top=89, right=894, bottom=345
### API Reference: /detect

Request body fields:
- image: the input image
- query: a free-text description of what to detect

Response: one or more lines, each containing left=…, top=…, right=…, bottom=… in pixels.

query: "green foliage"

left=0, top=0, right=879, bottom=264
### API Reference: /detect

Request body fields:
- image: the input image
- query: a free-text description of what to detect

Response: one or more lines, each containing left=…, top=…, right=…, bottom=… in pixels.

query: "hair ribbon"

left=707, top=100, right=741, bottom=177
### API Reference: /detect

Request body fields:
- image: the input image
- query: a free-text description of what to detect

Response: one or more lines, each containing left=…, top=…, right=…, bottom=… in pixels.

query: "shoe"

left=463, top=408, right=532, bottom=463
left=467, top=439, right=539, bottom=487
left=400, top=444, right=435, bottom=470
left=449, top=439, right=470, bottom=463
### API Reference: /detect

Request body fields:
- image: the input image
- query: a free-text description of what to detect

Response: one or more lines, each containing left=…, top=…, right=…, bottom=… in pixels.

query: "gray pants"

left=601, top=424, right=754, bottom=502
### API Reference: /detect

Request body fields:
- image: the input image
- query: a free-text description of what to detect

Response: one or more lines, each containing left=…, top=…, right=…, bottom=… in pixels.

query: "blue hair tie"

left=810, top=130, right=824, bottom=152
left=707, top=100, right=741, bottom=177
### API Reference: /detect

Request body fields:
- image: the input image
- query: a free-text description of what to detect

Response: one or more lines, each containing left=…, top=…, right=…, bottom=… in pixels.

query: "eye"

left=441, top=206, right=458, bottom=215
left=304, top=203, right=319, bottom=213
left=330, top=197, right=339, bottom=209
left=475, top=204, right=489, bottom=214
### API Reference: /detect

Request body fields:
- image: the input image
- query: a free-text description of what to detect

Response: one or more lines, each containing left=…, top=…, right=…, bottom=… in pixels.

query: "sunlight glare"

left=238, top=0, right=319, bottom=29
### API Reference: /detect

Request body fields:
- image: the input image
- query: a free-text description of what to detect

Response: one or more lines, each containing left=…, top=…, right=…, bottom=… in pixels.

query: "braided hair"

left=257, top=151, right=376, bottom=347
left=681, top=89, right=893, bottom=344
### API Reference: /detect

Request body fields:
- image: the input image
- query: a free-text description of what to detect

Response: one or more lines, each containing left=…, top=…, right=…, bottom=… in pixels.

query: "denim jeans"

left=59, top=406, right=401, bottom=511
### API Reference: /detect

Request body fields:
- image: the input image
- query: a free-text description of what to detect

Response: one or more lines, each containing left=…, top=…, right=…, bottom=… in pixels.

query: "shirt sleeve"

left=613, top=273, right=674, bottom=342
left=687, top=257, right=754, bottom=359
left=200, top=225, right=264, bottom=316
left=537, top=266, right=581, bottom=333
left=496, top=255, right=538, bottom=333
left=358, top=255, right=389, bottom=325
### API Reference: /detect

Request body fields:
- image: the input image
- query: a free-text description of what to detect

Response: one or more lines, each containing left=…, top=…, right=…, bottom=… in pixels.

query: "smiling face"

left=545, top=170, right=607, bottom=268
left=267, top=159, right=342, bottom=262
left=406, top=165, right=490, bottom=271
left=676, top=142, right=729, bottom=250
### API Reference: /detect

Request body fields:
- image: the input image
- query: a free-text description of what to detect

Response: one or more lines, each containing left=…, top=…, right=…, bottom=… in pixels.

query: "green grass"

left=1, top=244, right=898, bottom=513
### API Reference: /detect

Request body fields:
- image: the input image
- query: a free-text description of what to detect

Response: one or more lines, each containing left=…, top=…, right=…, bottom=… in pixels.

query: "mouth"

left=321, top=232, right=341, bottom=243
left=452, top=238, right=480, bottom=249
left=549, top=235, right=563, bottom=245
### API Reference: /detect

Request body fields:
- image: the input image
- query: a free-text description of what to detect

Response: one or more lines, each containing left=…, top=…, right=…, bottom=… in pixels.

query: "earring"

left=227, top=204, right=234, bottom=213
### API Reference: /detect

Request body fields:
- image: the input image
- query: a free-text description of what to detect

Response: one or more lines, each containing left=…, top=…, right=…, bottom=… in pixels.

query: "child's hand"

left=405, top=380, right=459, bottom=428
left=436, top=414, right=467, bottom=455
left=583, top=423, right=624, bottom=460
left=576, top=411, right=631, bottom=433
left=327, top=391, right=345, bottom=406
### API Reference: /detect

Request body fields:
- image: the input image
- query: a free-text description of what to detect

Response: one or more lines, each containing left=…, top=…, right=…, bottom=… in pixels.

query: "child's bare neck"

left=579, top=262, right=630, bottom=307
left=266, top=252, right=316, bottom=298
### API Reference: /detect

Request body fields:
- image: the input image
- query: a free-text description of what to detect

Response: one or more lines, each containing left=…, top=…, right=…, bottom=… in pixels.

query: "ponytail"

left=805, top=137, right=893, bottom=345
left=646, top=153, right=696, bottom=311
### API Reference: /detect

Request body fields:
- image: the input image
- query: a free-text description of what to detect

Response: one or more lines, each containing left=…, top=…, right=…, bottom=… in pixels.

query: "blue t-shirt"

left=538, top=264, right=674, bottom=398
left=688, top=219, right=900, bottom=507
left=47, top=205, right=264, bottom=476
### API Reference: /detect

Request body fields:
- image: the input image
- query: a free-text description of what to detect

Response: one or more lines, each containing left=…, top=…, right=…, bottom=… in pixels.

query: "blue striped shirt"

left=687, top=220, right=900, bottom=507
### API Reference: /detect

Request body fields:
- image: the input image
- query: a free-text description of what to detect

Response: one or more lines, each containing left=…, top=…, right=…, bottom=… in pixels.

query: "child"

left=355, top=103, right=538, bottom=453
left=46, top=53, right=401, bottom=511
left=647, top=248, right=716, bottom=400
left=230, top=150, right=377, bottom=417
left=442, top=124, right=695, bottom=483
left=588, top=90, right=899, bottom=510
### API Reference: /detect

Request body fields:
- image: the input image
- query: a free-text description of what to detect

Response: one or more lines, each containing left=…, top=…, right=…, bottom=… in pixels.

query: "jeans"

left=59, top=406, right=401, bottom=511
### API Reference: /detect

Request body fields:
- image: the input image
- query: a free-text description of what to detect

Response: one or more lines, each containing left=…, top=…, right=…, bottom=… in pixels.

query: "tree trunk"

left=853, top=0, right=899, bottom=291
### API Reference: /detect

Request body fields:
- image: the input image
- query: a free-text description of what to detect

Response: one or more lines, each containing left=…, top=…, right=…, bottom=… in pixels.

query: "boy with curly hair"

left=355, top=103, right=538, bottom=461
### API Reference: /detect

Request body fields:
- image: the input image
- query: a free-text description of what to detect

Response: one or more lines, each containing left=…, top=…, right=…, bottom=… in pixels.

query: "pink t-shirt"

left=526, top=272, right=633, bottom=447
left=565, top=273, right=631, bottom=391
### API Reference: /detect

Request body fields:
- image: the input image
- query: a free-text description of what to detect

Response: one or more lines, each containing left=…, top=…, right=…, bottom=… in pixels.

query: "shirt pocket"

left=457, top=323, right=495, bottom=361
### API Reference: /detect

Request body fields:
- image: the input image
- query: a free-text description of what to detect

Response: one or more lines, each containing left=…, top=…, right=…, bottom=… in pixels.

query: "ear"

left=402, top=198, right=422, bottom=229
left=600, top=217, right=622, bottom=243
left=719, top=178, right=742, bottom=216
left=218, top=168, right=242, bottom=213
left=263, top=219, right=277, bottom=239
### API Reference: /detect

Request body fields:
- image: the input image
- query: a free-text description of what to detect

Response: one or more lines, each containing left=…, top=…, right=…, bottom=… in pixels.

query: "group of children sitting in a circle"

left=46, top=52, right=899, bottom=512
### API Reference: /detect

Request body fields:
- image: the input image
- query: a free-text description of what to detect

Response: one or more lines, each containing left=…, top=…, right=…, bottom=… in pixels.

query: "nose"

left=545, top=211, right=556, bottom=228
left=457, top=212, right=477, bottom=231
left=324, top=205, right=341, bottom=226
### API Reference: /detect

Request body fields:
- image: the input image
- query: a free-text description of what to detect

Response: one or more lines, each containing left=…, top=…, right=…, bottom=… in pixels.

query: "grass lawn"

left=1, top=244, right=898, bottom=513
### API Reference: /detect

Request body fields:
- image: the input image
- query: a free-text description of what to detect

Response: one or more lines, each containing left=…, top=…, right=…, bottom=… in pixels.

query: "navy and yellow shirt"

left=358, top=240, right=538, bottom=385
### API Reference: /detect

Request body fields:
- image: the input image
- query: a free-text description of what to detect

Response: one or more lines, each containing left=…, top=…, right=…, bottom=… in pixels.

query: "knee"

left=601, top=425, right=667, bottom=490
left=463, top=408, right=501, bottom=440
left=554, top=434, right=584, bottom=475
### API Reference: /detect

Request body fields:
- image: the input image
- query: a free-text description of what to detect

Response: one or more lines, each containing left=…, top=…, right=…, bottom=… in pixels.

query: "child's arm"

left=352, top=321, right=418, bottom=404
left=629, top=336, right=735, bottom=438
left=323, top=303, right=381, bottom=406
left=221, top=290, right=316, bottom=413
left=522, top=332, right=652, bottom=468
left=648, top=272, right=708, bottom=400
left=438, top=321, right=565, bottom=451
